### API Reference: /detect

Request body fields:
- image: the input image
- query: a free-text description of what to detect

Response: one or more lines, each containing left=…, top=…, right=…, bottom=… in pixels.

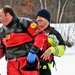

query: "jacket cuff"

left=31, top=45, right=39, bottom=53
left=49, top=47, right=56, bottom=55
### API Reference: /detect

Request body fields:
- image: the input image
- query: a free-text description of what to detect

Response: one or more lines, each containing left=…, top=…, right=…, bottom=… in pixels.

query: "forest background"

left=0, top=0, right=75, bottom=47
left=0, top=0, right=75, bottom=23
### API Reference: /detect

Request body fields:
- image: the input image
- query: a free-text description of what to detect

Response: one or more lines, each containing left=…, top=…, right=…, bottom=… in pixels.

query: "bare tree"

left=56, top=0, right=61, bottom=23
left=56, top=0, right=68, bottom=23
left=0, top=0, right=74, bottom=23
left=39, top=0, right=47, bottom=9
left=59, top=0, right=68, bottom=23
left=44, top=0, right=47, bottom=9
left=39, top=0, right=43, bottom=9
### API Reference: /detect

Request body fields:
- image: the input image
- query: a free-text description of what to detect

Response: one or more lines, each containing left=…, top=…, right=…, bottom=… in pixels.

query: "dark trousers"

left=40, top=69, right=51, bottom=75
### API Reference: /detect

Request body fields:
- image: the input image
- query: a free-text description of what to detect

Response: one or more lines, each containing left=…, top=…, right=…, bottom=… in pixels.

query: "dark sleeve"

left=50, top=27, right=65, bottom=46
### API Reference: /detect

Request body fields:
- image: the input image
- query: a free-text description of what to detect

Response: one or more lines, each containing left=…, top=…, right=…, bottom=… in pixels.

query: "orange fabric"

left=7, top=57, right=38, bottom=75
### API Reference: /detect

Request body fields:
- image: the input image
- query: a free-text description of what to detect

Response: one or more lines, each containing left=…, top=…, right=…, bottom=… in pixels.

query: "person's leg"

left=39, top=59, right=52, bottom=75
left=7, top=59, right=21, bottom=75
left=7, top=57, right=39, bottom=75
left=7, top=57, right=27, bottom=75
left=19, top=57, right=38, bottom=75
left=22, top=71, right=38, bottom=75
left=40, top=69, right=51, bottom=75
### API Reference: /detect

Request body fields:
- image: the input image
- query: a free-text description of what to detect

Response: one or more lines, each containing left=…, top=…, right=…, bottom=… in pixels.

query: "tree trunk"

left=56, top=0, right=61, bottom=23
left=59, top=0, right=68, bottom=23
left=40, top=0, right=43, bottom=9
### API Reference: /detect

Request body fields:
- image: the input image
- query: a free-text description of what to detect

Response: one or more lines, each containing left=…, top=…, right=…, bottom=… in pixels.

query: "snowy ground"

left=51, top=45, right=75, bottom=75
left=0, top=45, right=75, bottom=75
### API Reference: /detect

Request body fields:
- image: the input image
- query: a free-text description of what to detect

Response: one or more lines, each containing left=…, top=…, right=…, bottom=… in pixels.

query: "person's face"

left=36, top=16, right=49, bottom=30
left=0, top=8, right=8, bottom=26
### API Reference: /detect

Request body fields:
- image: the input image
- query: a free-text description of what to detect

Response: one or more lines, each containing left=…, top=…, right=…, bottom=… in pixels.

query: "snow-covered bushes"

left=51, top=23, right=75, bottom=47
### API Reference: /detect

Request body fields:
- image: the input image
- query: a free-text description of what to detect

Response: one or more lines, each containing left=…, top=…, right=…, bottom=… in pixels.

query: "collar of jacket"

left=7, top=14, right=18, bottom=28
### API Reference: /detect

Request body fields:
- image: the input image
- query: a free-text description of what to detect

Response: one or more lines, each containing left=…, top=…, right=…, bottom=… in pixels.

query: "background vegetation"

left=0, top=0, right=75, bottom=23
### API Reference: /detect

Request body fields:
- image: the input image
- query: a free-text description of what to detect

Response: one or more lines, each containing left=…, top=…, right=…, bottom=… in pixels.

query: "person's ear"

left=6, top=13, right=10, bottom=17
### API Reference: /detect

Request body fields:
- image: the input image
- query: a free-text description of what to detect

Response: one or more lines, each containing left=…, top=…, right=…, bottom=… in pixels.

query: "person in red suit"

left=0, top=5, right=49, bottom=75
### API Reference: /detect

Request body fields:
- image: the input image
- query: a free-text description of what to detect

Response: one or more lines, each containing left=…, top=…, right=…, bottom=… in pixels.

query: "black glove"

left=22, top=59, right=38, bottom=71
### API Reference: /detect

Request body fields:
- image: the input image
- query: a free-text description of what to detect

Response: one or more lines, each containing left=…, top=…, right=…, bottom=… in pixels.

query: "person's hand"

left=40, top=48, right=52, bottom=60
left=27, top=49, right=36, bottom=63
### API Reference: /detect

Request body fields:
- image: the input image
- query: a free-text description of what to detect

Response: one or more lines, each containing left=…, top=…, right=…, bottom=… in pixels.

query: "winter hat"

left=36, top=9, right=51, bottom=22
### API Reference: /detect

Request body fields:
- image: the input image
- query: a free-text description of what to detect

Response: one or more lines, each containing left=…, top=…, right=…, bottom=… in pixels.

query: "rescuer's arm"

left=41, top=32, right=66, bottom=60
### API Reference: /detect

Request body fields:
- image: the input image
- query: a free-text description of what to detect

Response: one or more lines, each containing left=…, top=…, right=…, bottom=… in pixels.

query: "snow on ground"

left=51, top=45, right=75, bottom=75
left=0, top=45, right=75, bottom=75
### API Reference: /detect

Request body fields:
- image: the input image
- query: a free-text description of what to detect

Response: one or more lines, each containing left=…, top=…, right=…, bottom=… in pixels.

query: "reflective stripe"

left=54, top=45, right=65, bottom=56
left=54, top=47, right=59, bottom=56
left=57, top=45, right=65, bottom=56
left=43, top=65, right=47, bottom=69
left=48, top=63, right=51, bottom=68
left=48, top=34, right=59, bottom=46
left=40, top=63, right=52, bottom=69
left=50, top=45, right=65, bottom=57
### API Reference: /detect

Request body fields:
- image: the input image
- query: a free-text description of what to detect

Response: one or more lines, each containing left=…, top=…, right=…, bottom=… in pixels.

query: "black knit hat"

left=36, top=9, right=51, bottom=22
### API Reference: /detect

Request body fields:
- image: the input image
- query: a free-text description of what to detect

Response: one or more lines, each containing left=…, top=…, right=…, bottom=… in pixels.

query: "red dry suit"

left=0, top=40, right=5, bottom=58
left=0, top=15, right=49, bottom=75
left=0, top=26, right=6, bottom=58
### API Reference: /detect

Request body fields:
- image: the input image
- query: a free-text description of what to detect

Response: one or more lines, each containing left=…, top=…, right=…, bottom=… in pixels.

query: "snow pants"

left=7, top=57, right=38, bottom=75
